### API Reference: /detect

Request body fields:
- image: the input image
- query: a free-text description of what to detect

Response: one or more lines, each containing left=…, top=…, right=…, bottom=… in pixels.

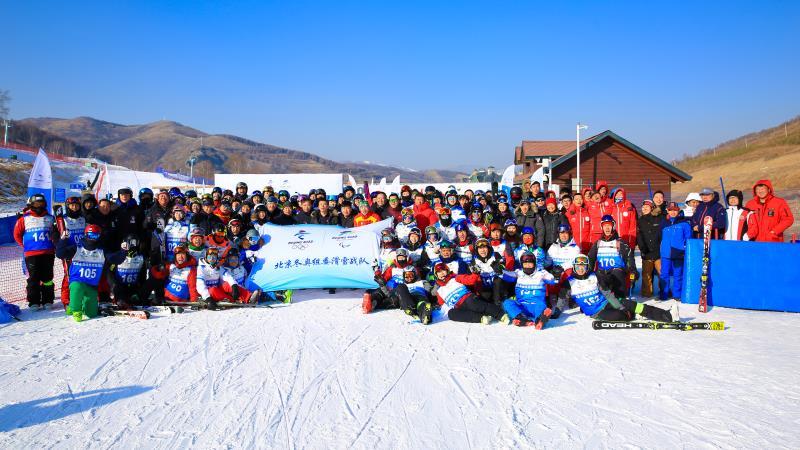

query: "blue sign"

left=54, top=188, right=66, bottom=203
left=70, top=183, right=85, bottom=190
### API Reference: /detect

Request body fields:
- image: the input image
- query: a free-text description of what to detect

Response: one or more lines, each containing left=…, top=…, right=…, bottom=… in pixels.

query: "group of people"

left=12, top=177, right=793, bottom=326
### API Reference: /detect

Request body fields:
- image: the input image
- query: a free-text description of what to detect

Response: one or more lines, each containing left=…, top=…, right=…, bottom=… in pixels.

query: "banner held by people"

left=246, top=223, right=382, bottom=291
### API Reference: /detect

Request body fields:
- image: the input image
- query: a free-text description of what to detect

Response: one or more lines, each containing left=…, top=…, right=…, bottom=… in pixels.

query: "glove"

left=231, top=284, right=240, bottom=300
left=492, top=261, right=505, bottom=275
left=551, top=265, right=564, bottom=280
left=469, top=263, right=481, bottom=274
left=631, top=270, right=640, bottom=281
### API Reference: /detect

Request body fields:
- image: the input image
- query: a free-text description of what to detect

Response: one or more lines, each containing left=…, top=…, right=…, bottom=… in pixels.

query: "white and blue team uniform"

left=395, top=221, right=417, bottom=245
left=23, top=214, right=56, bottom=253
left=513, top=244, right=552, bottom=270
left=472, top=252, right=504, bottom=288
left=547, top=239, right=581, bottom=270
left=60, top=215, right=86, bottom=246
left=436, top=257, right=469, bottom=277
left=402, top=243, right=424, bottom=264
left=594, top=239, right=625, bottom=270
left=377, top=247, right=398, bottom=273
left=434, top=222, right=457, bottom=242
left=501, top=269, right=556, bottom=320
left=566, top=273, right=608, bottom=316
left=112, top=253, right=145, bottom=286
left=164, top=219, right=190, bottom=262
left=69, top=246, right=106, bottom=287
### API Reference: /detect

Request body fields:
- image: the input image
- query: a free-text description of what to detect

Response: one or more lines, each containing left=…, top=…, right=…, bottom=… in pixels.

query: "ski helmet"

left=172, top=205, right=186, bottom=217
left=138, top=187, right=153, bottom=199
left=173, top=243, right=189, bottom=257
left=600, top=215, right=615, bottom=227
left=504, top=219, right=517, bottom=228
left=66, top=196, right=81, bottom=206
left=84, top=224, right=102, bottom=243
left=228, top=218, right=242, bottom=229
left=204, top=247, right=220, bottom=265
left=433, top=262, right=451, bottom=280
left=211, top=222, right=226, bottom=237
left=557, top=223, right=572, bottom=234
left=236, top=181, right=248, bottom=191
left=402, top=265, right=418, bottom=282
left=455, top=222, right=468, bottom=233
left=475, top=238, right=490, bottom=249
left=380, top=228, right=396, bottom=243
left=520, top=251, right=536, bottom=265
left=246, top=229, right=260, bottom=244
left=439, top=239, right=454, bottom=249
left=425, top=226, right=439, bottom=241
left=168, top=187, right=182, bottom=198
left=521, top=226, right=534, bottom=236
left=190, top=227, right=205, bottom=238
left=401, top=207, right=414, bottom=219
left=573, top=254, right=589, bottom=268
left=185, top=190, right=198, bottom=199
left=408, top=227, right=422, bottom=238
left=28, top=193, right=48, bottom=207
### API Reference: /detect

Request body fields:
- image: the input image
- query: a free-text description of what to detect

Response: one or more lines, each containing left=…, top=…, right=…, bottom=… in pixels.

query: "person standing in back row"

left=745, top=180, right=794, bottom=242
left=14, top=194, right=58, bottom=309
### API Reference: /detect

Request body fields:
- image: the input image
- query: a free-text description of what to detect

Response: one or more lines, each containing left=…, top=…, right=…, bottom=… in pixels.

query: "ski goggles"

left=85, top=230, right=101, bottom=241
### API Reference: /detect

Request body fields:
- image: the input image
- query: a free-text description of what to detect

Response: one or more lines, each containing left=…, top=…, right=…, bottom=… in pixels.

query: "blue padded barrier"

left=682, top=239, right=800, bottom=312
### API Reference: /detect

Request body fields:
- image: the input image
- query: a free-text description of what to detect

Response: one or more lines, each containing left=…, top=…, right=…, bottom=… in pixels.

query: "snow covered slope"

left=1, top=291, right=798, bottom=449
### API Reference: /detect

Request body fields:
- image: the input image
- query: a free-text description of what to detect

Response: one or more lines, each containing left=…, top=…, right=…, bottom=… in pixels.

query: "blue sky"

left=4, top=1, right=799, bottom=171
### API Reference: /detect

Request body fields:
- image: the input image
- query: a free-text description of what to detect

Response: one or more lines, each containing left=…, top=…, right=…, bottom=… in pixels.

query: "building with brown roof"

left=514, top=130, right=691, bottom=205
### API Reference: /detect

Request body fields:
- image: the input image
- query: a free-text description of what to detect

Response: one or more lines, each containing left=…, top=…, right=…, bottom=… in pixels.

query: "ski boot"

left=249, top=289, right=262, bottom=304
left=65, top=306, right=73, bottom=315
left=511, top=314, right=533, bottom=327
left=480, top=315, right=494, bottom=325
left=535, top=308, right=552, bottom=330
left=499, top=313, right=512, bottom=325
left=417, top=301, right=433, bottom=325
left=669, top=302, right=680, bottom=322
left=73, top=311, right=84, bottom=322
left=362, top=293, right=374, bottom=314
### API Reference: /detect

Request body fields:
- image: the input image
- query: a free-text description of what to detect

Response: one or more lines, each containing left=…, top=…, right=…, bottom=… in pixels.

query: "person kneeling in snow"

left=157, top=244, right=200, bottom=305
left=107, top=234, right=148, bottom=309
left=56, top=225, right=109, bottom=322
left=220, top=248, right=261, bottom=304
left=501, top=252, right=557, bottom=329
left=433, top=263, right=507, bottom=324
left=567, top=254, right=675, bottom=322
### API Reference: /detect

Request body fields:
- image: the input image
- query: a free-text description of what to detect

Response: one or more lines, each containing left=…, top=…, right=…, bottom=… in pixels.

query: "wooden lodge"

left=514, top=130, right=691, bottom=205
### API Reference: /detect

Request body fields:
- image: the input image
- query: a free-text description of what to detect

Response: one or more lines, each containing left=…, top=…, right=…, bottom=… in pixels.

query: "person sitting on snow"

left=220, top=248, right=261, bottom=304
left=567, top=254, right=675, bottom=322
left=106, top=234, right=148, bottom=309
left=433, top=262, right=507, bottom=325
left=500, top=252, right=557, bottom=329
left=588, top=215, right=638, bottom=300
left=469, top=238, right=514, bottom=305
left=363, top=250, right=435, bottom=324
left=546, top=223, right=581, bottom=313
left=158, top=244, right=200, bottom=305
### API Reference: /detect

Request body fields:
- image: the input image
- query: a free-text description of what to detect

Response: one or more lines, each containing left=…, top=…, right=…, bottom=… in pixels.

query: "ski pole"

left=646, top=179, right=653, bottom=200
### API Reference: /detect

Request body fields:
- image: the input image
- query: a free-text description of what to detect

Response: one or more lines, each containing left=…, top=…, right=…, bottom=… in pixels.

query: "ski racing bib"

left=69, top=246, right=105, bottom=286
left=23, top=215, right=55, bottom=252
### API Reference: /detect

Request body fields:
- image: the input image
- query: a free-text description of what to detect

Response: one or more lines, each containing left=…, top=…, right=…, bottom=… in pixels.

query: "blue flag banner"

left=246, top=223, right=382, bottom=291
left=27, top=149, right=53, bottom=214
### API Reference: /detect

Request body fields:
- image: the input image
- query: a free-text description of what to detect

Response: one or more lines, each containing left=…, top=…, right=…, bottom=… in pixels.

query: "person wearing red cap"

left=745, top=179, right=794, bottom=242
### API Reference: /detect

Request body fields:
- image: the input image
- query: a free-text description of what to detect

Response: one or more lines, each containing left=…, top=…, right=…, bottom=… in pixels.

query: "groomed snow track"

left=1, top=290, right=798, bottom=449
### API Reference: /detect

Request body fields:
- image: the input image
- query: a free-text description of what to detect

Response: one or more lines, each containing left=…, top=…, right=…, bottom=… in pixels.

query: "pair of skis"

left=98, top=304, right=185, bottom=320
left=698, top=215, right=713, bottom=313
left=593, top=320, right=724, bottom=331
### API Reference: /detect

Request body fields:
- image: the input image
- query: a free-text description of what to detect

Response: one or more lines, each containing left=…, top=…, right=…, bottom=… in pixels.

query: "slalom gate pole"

left=646, top=179, right=653, bottom=199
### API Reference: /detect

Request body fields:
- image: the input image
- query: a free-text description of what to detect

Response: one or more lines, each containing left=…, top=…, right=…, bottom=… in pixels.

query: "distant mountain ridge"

left=16, top=116, right=467, bottom=183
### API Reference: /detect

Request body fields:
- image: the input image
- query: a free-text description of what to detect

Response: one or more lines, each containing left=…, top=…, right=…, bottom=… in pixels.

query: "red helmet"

left=84, top=224, right=102, bottom=240
left=434, top=262, right=451, bottom=277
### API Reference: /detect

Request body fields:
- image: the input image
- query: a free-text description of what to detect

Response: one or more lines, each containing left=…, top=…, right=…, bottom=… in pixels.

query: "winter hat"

left=685, top=193, right=701, bottom=203
left=545, top=198, right=557, bottom=207
left=666, top=202, right=681, bottom=211
left=727, top=189, right=744, bottom=205
left=700, top=188, right=714, bottom=195
left=642, top=199, right=654, bottom=207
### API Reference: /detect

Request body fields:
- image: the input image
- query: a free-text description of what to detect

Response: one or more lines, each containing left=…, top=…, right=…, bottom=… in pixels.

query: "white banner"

left=27, top=149, right=53, bottom=212
left=215, top=173, right=343, bottom=196
left=246, top=224, right=380, bottom=290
